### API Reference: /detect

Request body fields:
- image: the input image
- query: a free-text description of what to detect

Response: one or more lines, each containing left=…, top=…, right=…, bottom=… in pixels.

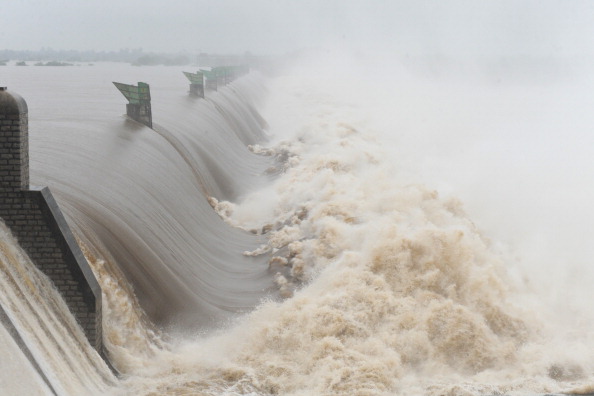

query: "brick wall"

left=0, top=87, right=102, bottom=352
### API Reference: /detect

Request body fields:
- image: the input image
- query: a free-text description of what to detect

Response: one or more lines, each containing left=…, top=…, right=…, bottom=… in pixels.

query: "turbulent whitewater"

left=1, top=59, right=594, bottom=395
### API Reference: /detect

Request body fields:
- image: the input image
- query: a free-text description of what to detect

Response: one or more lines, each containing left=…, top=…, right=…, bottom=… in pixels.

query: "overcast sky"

left=2, top=0, right=594, bottom=57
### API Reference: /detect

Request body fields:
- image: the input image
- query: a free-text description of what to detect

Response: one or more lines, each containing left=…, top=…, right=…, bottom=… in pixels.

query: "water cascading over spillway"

left=4, top=61, right=594, bottom=396
left=9, top=65, right=276, bottom=335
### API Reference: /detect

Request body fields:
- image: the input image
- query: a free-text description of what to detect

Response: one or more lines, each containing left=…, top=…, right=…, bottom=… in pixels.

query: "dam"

left=1, top=61, right=594, bottom=395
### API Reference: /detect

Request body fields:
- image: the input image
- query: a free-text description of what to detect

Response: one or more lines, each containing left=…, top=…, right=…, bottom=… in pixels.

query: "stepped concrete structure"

left=0, top=87, right=103, bottom=352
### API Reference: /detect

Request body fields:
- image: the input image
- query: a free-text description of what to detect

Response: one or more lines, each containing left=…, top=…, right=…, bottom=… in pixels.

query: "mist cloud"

left=2, top=0, right=594, bottom=59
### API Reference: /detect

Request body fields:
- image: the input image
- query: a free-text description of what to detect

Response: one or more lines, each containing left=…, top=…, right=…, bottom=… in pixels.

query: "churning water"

left=1, top=56, right=594, bottom=395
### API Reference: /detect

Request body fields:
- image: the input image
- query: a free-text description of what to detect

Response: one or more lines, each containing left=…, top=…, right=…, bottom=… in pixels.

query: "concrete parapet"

left=0, top=302, right=58, bottom=395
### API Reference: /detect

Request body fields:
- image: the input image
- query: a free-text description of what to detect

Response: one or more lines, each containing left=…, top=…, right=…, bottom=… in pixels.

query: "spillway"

left=6, top=65, right=276, bottom=332
left=2, top=60, right=594, bottom=395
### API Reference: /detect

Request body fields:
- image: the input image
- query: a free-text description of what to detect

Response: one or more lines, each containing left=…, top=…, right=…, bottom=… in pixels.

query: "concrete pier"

left=201, top=69, right=218, bottom=91
left=183, top=71, right=205, bottom=98
left=0, top=87, right=103, bottom=352
left=113, top=81, right=153, bottom=128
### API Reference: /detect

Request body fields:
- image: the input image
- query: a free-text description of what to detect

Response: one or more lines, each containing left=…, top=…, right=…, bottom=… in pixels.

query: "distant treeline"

left=0, top=48, right=149, bottom=63
left=0, top=48, right=260, bottom=67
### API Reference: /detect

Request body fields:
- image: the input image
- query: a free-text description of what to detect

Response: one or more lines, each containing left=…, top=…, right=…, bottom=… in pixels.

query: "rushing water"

left=1, top=58, right=594, bottom=395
